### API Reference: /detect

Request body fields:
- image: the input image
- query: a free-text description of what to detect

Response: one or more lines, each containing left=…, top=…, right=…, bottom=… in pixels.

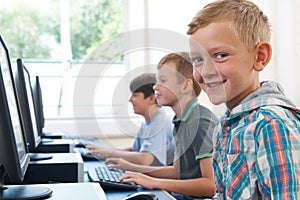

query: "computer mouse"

left=123, top=191, right=158, bottom=200
left=74, top=142, right=86, bottom=148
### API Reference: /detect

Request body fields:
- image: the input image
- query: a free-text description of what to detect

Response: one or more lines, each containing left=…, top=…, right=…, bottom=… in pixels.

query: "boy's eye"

left=215, top=53, right=228, bottom=60
left=192, top=57, right=203, bottom=67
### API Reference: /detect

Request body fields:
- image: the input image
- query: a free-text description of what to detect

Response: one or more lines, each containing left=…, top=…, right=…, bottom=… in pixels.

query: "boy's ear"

left=182, top=79, right=193, bottom=92
left=149, top=93, right=157, bottom=103
left=254, top=42, right=272, bottom=71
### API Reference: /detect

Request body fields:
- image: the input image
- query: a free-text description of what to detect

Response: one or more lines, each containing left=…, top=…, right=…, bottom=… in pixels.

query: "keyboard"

left=73, top=147, right=105, bottom=161
left=88, top=165, right=138, bottom=190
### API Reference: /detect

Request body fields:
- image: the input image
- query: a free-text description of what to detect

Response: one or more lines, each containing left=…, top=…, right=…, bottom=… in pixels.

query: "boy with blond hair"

left=187, top=0, right=300, bottom=199
left=106, top=52, right=218, bottom=199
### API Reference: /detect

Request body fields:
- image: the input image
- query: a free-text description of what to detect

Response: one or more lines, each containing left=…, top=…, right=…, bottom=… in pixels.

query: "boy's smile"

left=190, top=22, right=260, bottom=110
left=154, top=62, right=184, bottom=108
left=154, top=63, right=178, bottom=106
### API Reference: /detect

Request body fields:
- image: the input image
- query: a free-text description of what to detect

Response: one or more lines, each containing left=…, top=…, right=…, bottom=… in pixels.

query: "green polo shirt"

left=172, top=98, right=218, bottom=179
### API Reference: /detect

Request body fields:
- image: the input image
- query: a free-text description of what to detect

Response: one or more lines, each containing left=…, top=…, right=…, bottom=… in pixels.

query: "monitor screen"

left=13, top=58, right=41, bottom=151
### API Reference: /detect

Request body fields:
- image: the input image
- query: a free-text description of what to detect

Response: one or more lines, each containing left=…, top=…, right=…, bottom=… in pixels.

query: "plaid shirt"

left=213, top=87, right=300, bottom=199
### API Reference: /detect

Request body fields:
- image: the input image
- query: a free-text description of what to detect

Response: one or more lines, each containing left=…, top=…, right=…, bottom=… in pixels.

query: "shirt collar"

left=173, top=98, right=199, bottom=122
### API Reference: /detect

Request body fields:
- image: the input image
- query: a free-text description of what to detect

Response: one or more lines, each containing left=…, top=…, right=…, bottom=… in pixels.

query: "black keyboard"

left=88, top=165, right=138, bottom=190
left=73, top=147, right=105, bottom=161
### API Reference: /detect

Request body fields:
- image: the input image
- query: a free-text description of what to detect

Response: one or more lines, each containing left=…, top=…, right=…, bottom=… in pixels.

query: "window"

left=2, top=0, right=300, bottom=137
left=1, top=0, right=124, bottom=119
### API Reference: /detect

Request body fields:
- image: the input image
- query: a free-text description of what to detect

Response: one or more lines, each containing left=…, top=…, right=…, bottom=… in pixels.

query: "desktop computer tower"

left=41, top=131, right=67, bottom=139
left=32, top=139, right=74, bottom=153
left=24, top=153, right=84, bottom=184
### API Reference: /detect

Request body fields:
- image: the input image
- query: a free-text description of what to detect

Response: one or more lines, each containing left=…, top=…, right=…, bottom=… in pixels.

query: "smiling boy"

left=187, top=0, right=300, bottom=199
left=107, top=52, right=218, bottom=199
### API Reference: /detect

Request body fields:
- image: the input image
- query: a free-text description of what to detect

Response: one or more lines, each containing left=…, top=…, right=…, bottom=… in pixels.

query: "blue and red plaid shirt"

left=213, top=81, right=300, bottom=199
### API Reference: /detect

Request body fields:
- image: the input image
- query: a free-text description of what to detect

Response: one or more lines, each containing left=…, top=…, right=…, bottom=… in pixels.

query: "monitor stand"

left=0, top=185, right=52, bottom=200
left=0, top=167, right=52, bottom=200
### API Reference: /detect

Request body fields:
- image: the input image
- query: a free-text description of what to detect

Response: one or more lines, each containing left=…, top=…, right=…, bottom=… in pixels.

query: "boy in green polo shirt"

left=106, top=52, right=218, bottom=199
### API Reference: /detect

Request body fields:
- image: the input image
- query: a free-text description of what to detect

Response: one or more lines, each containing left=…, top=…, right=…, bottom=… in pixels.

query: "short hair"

left=129, top=73, right=156, bottom=98
left=187, top=0, right=271, bottom=50
left=157, top=52, right=201, bottom=96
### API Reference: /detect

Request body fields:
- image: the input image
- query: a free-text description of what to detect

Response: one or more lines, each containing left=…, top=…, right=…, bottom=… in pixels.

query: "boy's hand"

left=86, top=144, right=111, bottom=158
left=119, top=171, right=158, bottom=190
left=105, top=157, right=134, bottom=171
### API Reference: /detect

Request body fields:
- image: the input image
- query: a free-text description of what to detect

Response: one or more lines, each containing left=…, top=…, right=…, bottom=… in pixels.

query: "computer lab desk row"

left=23, top=181, right=175, bottom=200
left=6, top=159, right=175, bottom=200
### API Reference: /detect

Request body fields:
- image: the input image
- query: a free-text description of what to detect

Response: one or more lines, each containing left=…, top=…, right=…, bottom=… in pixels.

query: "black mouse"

left=123, top=191, right=158, bottom=200
left=74, top=142, right=86, bottom=148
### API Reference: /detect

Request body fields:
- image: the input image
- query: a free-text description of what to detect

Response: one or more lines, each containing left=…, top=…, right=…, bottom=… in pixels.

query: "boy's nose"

left=200, top=60, right=218, bottom=78
left=129, top=95, right=133, bottom=102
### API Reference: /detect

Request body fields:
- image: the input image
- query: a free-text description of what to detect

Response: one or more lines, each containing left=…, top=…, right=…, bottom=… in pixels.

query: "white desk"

left=3, top=182, right=106, bottom=200
left=38, top=182, right=107, bottom=200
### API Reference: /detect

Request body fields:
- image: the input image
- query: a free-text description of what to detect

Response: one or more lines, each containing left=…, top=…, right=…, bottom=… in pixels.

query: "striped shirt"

left=213, top=82, right=300, bottom=199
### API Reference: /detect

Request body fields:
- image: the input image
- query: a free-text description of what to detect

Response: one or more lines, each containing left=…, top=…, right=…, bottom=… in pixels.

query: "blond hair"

left=187, top=0, right=271, bottom=50
left=157, top=52, right=201, bottom=96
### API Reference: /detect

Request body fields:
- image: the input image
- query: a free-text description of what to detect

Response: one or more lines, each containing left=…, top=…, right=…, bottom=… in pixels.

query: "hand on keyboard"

left=73, top=147, right=105, bottom=161
left=86, top=144, right=112, bottom=158
left=88, top=165, right=138, bottom=190
left=105, top=157, right=136, bottom=172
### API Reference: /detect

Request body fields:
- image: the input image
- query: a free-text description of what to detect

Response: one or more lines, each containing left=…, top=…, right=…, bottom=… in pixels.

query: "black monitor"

left=0, top=35, right=52, bottom=199
left=31, top=76, right=45, bottom=136
left=13, top=58, right=52, bottom=160
left=14, top=59, right=41, bottom=150
left=31, top=76, right=65, bottom=140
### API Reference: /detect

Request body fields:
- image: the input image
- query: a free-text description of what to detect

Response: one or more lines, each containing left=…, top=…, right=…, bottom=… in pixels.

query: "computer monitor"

left=14, top=59, right=41, bottom=151
left=31, top=76, right=45, bottom=136
left=13, top=58, right=52, bottom=160
left=0, top=35, right=52, bottom=199
left=31, top=76, right=65, bottom=140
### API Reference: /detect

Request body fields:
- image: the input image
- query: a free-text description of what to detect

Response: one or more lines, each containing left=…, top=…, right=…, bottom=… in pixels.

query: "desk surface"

left=44, top=182, right=107, bottom=200
left=5, top=182, right=107, bottom=200
left=105, top=188, right=175, bottom=200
